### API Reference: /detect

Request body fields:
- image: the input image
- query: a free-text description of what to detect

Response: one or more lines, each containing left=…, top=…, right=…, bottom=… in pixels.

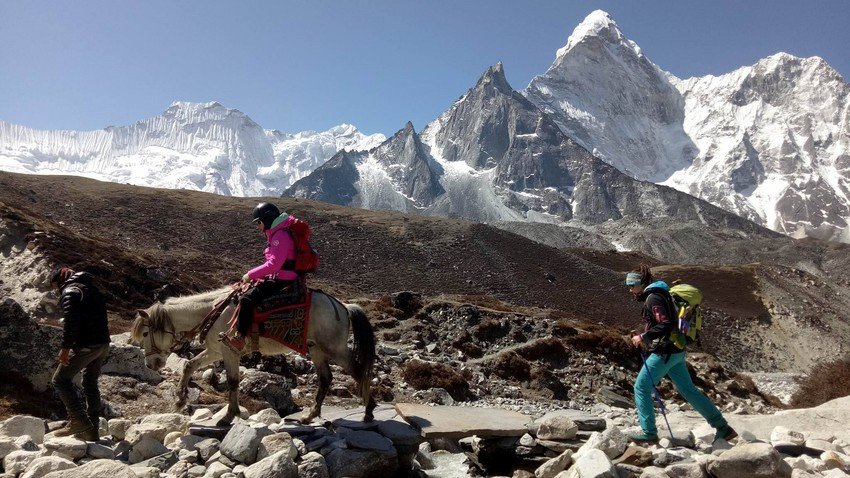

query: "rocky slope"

left=0, top=102, right=384, bottom=196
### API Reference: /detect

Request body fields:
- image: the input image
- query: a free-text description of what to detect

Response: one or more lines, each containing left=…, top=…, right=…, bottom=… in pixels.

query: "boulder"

left=706, top=442, right=792, bottom=478
left=239, top=370, right=296, bottom=416
left=124, top=423, right=168, bottom=445
left=130, top=450, right=178, bottom=472
left=535, top=450, right=573, bottom=478
left=0, top=438, right=21, bottom=461
left=129, top=437, right=169, bottom=463
left=531, top=410, right=606, bottom=434
left=257, top=433, right=297, bottom=461
left=204, top=462, right=232, bottom=478
left=0, top=416, right=46, bottom=443
left=375, top=419, right=422, bottom=447
left=575, top=426, right=626, bottom=460
left=101, top=343, right=163, bottom=383
left=821, top=450, right=849, bottom=470
left=4, top=450, right=46, bottom=476
left=220, top=422, right=273, bottom=464
left=173, top=434, right=206, bottom=452
left=339, top=430, right=394, bottom=452
left=665, top=462, right=705, bottom=478
left=107, top=419, right=131, bottom=440
left=20, top=456, right=76, bottom=478
left=86, top=443, right=114, bottom=460
left=298, top=452, right=329, bottom=478
left=42, top=459, right=137, bottom=478
left=242, top=450, right=298, bottom=478
left=140, top=414, right=190, bottom=436
left=130, top=466, right=160, bottom=478
left=196, top=438, right=221, bottom=461
left=43, top=437, right=87, bottom=460
left=324, top=447, right=398, bottom=478
left=537, top=417, right=579, bottom=441
left=248, top=409, right=281, bottom=426
left=563, top=448, right=617, bottom=478
left=0, top=300, right=65, bottom=392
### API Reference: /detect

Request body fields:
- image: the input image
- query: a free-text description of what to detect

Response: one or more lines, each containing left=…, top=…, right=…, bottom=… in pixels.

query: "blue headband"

left=625, top=272, right=642, bottom=286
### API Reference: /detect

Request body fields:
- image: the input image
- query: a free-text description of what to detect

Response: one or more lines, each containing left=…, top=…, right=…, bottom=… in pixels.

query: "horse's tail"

left=347, top=304, right=376, bottom=404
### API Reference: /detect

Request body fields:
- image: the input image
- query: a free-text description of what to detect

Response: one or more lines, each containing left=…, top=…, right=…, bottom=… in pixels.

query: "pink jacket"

left=246, top=215, right=298, bottom=281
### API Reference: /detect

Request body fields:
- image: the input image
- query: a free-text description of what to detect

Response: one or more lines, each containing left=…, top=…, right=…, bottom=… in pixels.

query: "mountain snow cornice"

left=0, top=101, right=385, bottom=196
left=522, top=10, right=850, bottom=242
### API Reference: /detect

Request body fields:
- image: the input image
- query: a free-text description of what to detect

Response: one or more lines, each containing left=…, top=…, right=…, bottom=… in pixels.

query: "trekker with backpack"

left=225, top=202, right=314, bottom=352
left=625, top=264, right=737, bottom=443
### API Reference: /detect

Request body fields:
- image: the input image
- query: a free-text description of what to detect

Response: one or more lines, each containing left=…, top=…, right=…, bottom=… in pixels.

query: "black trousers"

left=237, top=279, right=297, bottom=336
left=52, top=343, right=110, bottom=424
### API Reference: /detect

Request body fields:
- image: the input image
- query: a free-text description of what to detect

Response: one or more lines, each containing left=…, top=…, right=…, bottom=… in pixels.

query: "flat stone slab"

left=395, top=403, right=531, bottom=439
left=187, top=422, right=231, bottom=440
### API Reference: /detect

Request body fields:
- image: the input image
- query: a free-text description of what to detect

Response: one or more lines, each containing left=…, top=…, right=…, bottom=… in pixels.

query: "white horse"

left=130, top=286, right=377, bottom=424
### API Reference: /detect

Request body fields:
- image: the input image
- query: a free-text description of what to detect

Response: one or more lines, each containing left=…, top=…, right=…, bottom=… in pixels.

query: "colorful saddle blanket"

left=230, top=282, right=311, bottom=355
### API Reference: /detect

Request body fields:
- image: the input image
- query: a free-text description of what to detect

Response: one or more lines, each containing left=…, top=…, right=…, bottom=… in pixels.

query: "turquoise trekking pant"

left=634, top=351, right=727, bottom=435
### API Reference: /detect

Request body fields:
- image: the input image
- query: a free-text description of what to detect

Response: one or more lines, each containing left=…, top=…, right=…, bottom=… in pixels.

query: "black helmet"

left=252, top=202, right=280, bottom=229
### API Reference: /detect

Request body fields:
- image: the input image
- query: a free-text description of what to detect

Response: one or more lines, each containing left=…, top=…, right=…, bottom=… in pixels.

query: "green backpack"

left=668, top=283, right=703, bottom=349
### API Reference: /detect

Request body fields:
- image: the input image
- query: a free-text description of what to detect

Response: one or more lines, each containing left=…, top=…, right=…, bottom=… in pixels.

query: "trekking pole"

left=639, top=350, right=676, bottom=441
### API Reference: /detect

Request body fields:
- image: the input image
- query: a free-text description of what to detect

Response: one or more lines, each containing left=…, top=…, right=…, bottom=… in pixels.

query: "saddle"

left=229, top=280, right=312, bottom=356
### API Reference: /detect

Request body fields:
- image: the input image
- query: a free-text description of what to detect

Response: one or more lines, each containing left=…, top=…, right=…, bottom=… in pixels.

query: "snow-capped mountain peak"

left=0, top=102, right=384, bottom=197
left=555, top=10, right=641, bottom=63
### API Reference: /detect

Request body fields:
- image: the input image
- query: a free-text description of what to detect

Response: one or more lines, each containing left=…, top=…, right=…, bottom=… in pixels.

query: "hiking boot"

left=627, top=431, right=659, bottom=443
left=714, top=425, right=738, bottom=442
left=74, top=425, right=99, bottom=442
left=53, top=417, right=93, bottom=438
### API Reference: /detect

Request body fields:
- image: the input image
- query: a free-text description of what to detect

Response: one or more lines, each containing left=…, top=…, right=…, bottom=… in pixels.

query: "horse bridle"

left=140, top=318, right=178, bottom=357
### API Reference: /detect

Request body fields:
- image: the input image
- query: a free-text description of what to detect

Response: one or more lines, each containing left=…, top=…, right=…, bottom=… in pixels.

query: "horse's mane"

left=130, top=286, right=232, bottom=341
left=162, top=286, right=232, bottom=308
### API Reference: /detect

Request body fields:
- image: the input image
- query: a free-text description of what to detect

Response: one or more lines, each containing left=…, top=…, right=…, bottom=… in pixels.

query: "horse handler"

left=50, top=267, right=111, bottom=441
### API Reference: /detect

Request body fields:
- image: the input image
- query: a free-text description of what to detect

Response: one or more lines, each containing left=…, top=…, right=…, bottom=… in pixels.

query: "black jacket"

left=59, top=272, right=111, bottom=349
left=639, top=285, right=681, bottom=355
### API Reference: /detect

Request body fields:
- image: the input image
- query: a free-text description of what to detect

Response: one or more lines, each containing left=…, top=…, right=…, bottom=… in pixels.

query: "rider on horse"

left=225, top=202, right=300, bottom=352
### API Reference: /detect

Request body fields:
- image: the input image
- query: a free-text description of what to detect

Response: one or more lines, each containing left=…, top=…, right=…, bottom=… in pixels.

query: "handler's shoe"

left=74, top=425, right=99, bottom=442
left=627, top=431, right=659, bottom=443
left=53, top=417, right=93, bottom=438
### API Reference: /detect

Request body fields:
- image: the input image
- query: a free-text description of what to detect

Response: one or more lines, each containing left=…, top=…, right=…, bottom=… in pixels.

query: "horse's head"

left=130, top=306, right=174, bottom=371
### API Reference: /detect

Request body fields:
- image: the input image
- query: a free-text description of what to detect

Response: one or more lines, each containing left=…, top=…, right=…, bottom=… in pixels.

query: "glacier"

left=0, top=101, right=384, bottom=197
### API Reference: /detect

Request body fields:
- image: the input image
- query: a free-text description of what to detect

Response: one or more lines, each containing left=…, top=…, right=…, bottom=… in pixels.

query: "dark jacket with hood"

left=638, top=281, right=681, bottom=355
left=58, top=272, right=111, bottom=349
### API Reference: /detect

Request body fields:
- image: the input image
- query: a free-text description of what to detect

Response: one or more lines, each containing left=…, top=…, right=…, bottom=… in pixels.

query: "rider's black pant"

left=237, top=279, right=296, bottom=336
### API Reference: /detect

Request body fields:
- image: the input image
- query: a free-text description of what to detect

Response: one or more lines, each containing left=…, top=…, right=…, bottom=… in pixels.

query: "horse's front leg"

left=174, top=350, right=216, bottom=411
left=302, top=353, right=332, bottom=423
left=216, top=351, right=242, bottom=426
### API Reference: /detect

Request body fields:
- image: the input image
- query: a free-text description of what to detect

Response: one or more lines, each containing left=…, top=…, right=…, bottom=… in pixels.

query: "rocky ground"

left=2, top=171, right=850, bottom=476
left=1, top=394, right=850, bottom=478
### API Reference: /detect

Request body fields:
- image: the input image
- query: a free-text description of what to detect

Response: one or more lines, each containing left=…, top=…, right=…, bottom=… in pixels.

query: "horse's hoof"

left=215, top=416, right=235, bottom=427
left=363, top=413, right=374, bottom=422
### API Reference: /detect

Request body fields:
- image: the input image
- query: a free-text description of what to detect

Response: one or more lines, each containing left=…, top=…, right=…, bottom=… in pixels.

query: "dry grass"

left=790, top=357, right=850, bottom=408
left=401, top=359, right=472, bottom=401
left=491, top=351, right=531, bottom=381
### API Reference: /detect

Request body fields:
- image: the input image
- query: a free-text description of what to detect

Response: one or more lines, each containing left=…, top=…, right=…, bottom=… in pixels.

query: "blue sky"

left=1, top=1, right=848, bottom=136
